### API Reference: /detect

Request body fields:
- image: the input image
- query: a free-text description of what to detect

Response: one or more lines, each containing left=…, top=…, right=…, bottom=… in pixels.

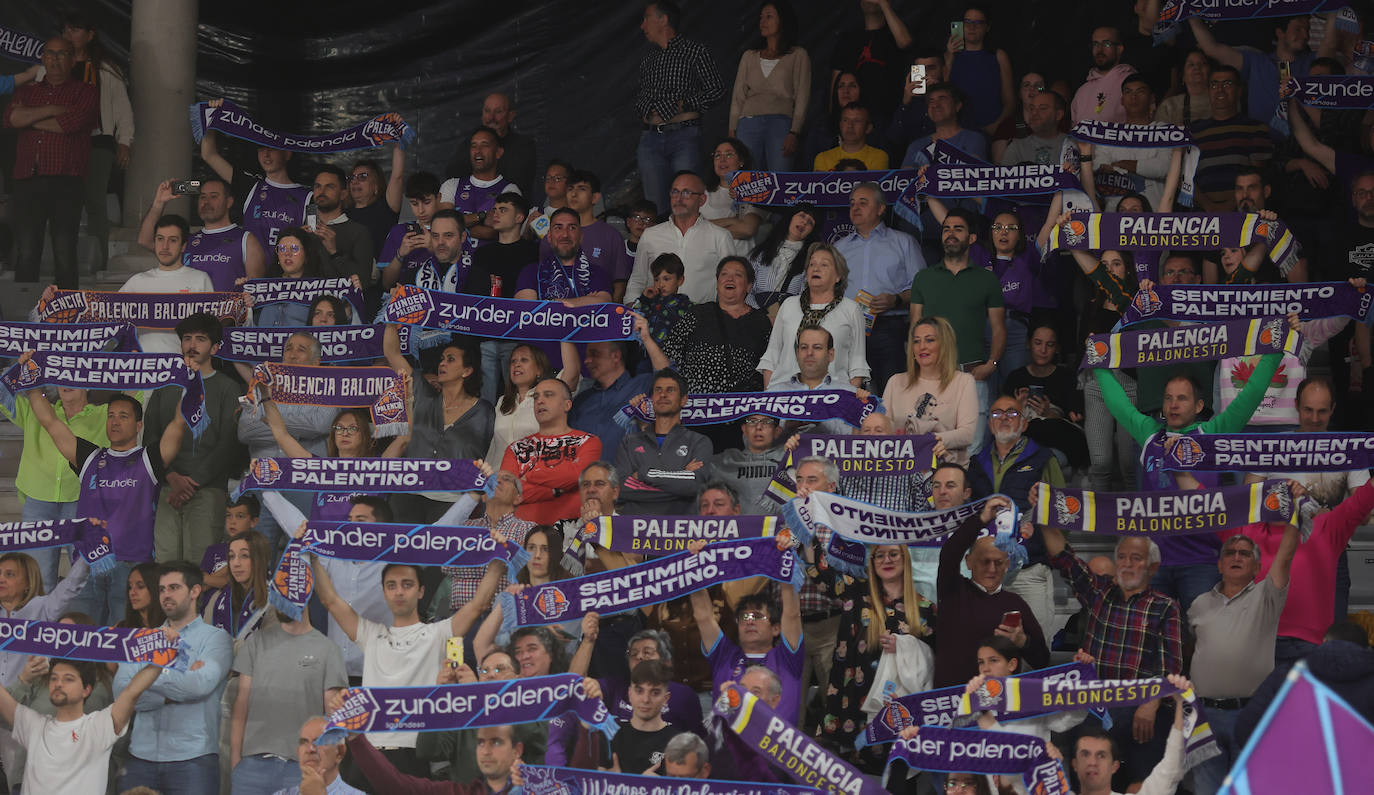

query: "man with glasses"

left=1190, top=15, right=1313, bottom=136
left=624, top=171, right=734, bottom=304
left=1189, top=64, right=1272, bottom=211
left=3, top=36, right=97, bottom=288
left=1070, top=26, right=1136, bottom=124
left=531, top=160, right=572, bottom=218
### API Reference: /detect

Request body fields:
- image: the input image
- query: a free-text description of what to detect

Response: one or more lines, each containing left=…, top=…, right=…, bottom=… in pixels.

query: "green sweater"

left=0, top=399, right=109, bottom=503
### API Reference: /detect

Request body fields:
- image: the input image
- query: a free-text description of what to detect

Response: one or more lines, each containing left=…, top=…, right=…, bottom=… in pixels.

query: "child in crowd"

left=633, top=253, right=694, bottom=347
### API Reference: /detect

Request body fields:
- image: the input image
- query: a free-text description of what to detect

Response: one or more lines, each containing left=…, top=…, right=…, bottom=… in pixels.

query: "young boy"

left=378, top=171, right=442, bottom=288
left=632, top=253, right=693, bottom=347
left=611, top=659, right=677, bottom=775
left=201, top=495, right=260, bottom=591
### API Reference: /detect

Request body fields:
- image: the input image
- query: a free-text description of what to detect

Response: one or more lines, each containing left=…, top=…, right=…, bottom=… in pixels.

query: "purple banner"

left=268, top=539, right=314, bottom=620
left=909, top=162, right=1079, bottom=200
left=189, top=100, right=416, bottom=153
left=36, top=290, right=249, bottom=330
left=1050, top=213, right=1300, bottom=276
left=1153, top=0, right=1346, bottom=41
left=1080, top=318, right=1300, bottom=370
left=382, top=285, right=636, bottom=342
left=519, top=765, right=820, bottom=795
left=245, top=362, right=407, bottom=435
left=1068, top=121, right=1199, bottom=206
left=0, top=518, right=115, bottom=575
left=727, top=169, right=915, bottom=208
left=579, top=514, right=784, bottom=555
left=0, top=352, right=208, bottom=436
left=885, top=727, right=1068, bottom=795
left=498, top=538, right=803, bottom=631
left=243, top=277, right=364, bottom=322
left=0, top=617, right=185, bottom=670
left=1282, top=75, right=1374, bottom=109
left=1032, top=481, right=1300, bottom=535
left=1149, top=432, right=1374, bottom=473
left=221, top=324, right=409, bottom=364
left=0, top=24, right=44, bottom=64
left=618, top=390, right=879, bottom=428
left=1118, top=282, right=1373, bottom=326
left=0, top=322, right=141, bottom=355
left=319, top=674, right=616, bottom=746
left=236, top=457, right=490, bottom=497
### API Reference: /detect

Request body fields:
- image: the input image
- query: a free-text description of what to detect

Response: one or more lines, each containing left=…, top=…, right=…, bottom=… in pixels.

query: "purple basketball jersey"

left=185, top=224, right=250, bottom=292
left=243, top=179, right=310, bottom=250
left=76, top=447, right=158, bottom=562
left=310, top=491, right=371, bottom=522
left=450, top=175, right=514, bottom=264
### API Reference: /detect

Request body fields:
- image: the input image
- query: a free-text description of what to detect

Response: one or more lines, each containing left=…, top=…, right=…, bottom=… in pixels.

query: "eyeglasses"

left=669, top=189, right=704, bottom=198
left=945, top=779, right=977, bottom=791
left=479, top=664, right=512, bottom=676
left=1209, top=80, right=1238, bottom=89
left=544, top=174, right=567, bottom=183
left=347, top=173, right=371, bottom=182
left=738, top=610, right=771, bottom=622
left=990, top=223, right=1020, bottom=232
left=743, top=417, right=777, bottom=426
left=332, top=425, right=362, bottom=435
left=990, top=409, right=1022, bottom=420
left=628, top=647, right=659, bottom=660
left=629, top=214, right=656, bottom=223
left=712, top=151, right=740, bottom=160
left=872, top=549, right=903, bottom=562
left=1091, top=41, right=1119, bottom=49
left=1355, top=189, right=1374, bottom=200
left=276, top=243, right=302, bottom=254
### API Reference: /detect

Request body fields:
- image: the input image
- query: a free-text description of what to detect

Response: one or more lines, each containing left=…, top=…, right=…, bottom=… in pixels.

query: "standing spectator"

left=466, top=193, right=540, bottom=403
left=115, top=562, right=234, bottom=795
left=880, top=316, right=977, bottom=465
left=1002, top=324, right=1088, bottom=470
left=635, top=1, right=725, bottom=212
left=625, top=171, right=736, bottom=304
left=766, top=326, right=860, bottom=437
left=439, top=473, right=534, bottom=634
left=729, top=0, right=810, bottom=171
left=998, top=88, right=1067, bottom=165
left=885, top=53, right=946, bottom=162
left=148, top=314, right=246, bottom=566
left=832, top=0, right=913, bottom=124
left=118, top=214, right=213, bottom=353
left=1088, top=75, right=1181, bottom=210
left=989, top=71, right=1053, bottom=162
left=759, top=243, right=869, bottom=388
left=531, top=160, right=572, bottom=218
left=562, top=171, right=632, bottom=288
left=1190, top=15, right=1313, bottom=135
left=614, top=369, right=712, bottom=515
left=307, top=166, right=377, bottom=289
left=1070, top=27, right=1137, bottom=124
left=1154, top=50, right=1213, bottom=126
left=347, top=148, right=405, bottom=259
left=1189, top=65, right=1274, bottom=211
left=484, top=342, right=580, bottom=468
left=377, top=172, right=442, bottom=289
left=813, top=104, right=889, bottom=171
left=632, top=253, right=694, bottom=349
left=514, top=208, right=612, bottom=372
left=712, top=414, right=784, bottom=515
left=570, top=343, right=653, bottom=456
left=0, top=551, right=90, bottom=689
left=610, top=660, right=679, bottom=774
left=138, top=178, right=266, bottom=291
left=501, top=379, right=603, bottom=525
left=945, top=5, right=1014, bottom=135
left=746, top=203, right=820, bottom=313
left=2, top=36, right=97, bottom=288
left=702, top=138, right=763, bottom=254
left=254, top=229, right=329, bottom=326
left=200, top=99, right=311, bottom=251
left=440, top=127, right=521, bottom=271
left=446, top=93, right=537, bottom=196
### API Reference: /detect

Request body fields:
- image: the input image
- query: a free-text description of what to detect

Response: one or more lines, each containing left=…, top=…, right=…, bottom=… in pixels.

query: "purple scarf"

left=1118, top=282, right=1372, bottom=326
left=1081, top=318, right=1301, bottom=369
left=497, top=538, right=803, bottom=633
left=578, top=514, right=784, bottom=555
left=244, top=362, right=407, bottom=435
left=765, top=433, right=938, bottom=503
left=1149, top=432, right=1374, bottom=473
left=189, top=100, right=416, bottom=153
left=714, top=683, right=885, bottom=795
left=221, top=324, right=410, bottom=364
left=36, top=290, right=248, bottom=330
left=1032, top=481, right=1301, bottom=534
left=1283, top=75, right=1374, bottom=109
left=0, top=25, right=44, bottom=63
left=236, top=457, right=492, bottom=498
left=885, top=727, right=1068, bottom=795
left=0, top=618, right=186, bottom=670
left=0, top=352, right=208, bottom=437
left=1155, top=0, right=1348, bottom=42
left=0, top=322, right=141, bottom=355
left=382, top=285, right=635, bottom=342
left=208, top=586, right=265, bottom=639
left=318, top=674, right=616, bottom=746
left=518, top=765, right=821, bottom=795
left=727, top=168, right=916, bottom=208
left=616, top=390, right=880, bottom=429
left=1051, top=213, right=1301, bottom=277
left=533, top=252, right=598, bottom=300
left=243, top=277, right=365, bottom=321
left=0, top=518, right=115, bottom=575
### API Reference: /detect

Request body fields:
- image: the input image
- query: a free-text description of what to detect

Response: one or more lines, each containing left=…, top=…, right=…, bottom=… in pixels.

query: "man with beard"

left=445, top=92, right=537, bottom=196
left=910, top=208, right=1006, bottom=454
left=200, top=99, right=311, bottom=250
left=1208, top=168, right=1309, bottom=284
left=114, top=562, right=234, bottom=794
left=308, top=165, right=376, bottom=290
left=1, top=654, right=165, bottom=793
left=422, top=210, right=471, bottom=293
left=514, top=208, right=612, bottom=371
left=118, top=214, right=213, bottom=354
left=138, top=177, right=266, bottom=291
left=614, top=369, right=712, bottom=516
left=1070, top=26, right=1137, bottom=124
left=440, top=127, right=521, bottom=273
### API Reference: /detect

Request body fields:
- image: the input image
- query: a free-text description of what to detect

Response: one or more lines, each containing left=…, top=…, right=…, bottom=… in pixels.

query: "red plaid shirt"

left=3, top=78, right=98, bottom=178
left=444, top=511, right=534, bottom=611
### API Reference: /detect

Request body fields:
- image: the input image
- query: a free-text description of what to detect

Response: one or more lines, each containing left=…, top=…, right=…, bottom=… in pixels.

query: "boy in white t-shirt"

left=1, top=650, right=167, bottom=793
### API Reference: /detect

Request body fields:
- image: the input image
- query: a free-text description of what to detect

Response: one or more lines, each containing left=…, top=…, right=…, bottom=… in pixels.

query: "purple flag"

left=36, top=290, right=249, bottom=330
left=0, top=24, right=44, bottom=64
left=221, top=324, right=410, bottom=364
left=1118, top=282, right=1372, bottom=326
left=727, top=169, right=916, bottom=208
left=1050, top=213, right=1300, bottom=277
left=519, top=765, right=820, bottom=795
left=765, top=433, right=938, bottom=504
left=189, top=100, right=416, bottom=153
left=617, top=390, right=879, bottom=429
left=243, top=277, right=365, bottom=322
left=244, top=362, right=407, bottom=435
left=0, top=618, right=186, bottom=671
left=1148, top=432, right=1374, bottom=473
left=235, top=457, right=491, bottom=498
left=1032, top=481, right=1300, bottom=535
left=885, top=727, right=1069, bottom=795
left=0, top=518, right=116, bottom=575
left=578, top=514, right=784, bottom=555
left=1080, top=318, right=1300, bottom=370
left=382, top=285, right=636, bottom=342
left=0, top=322, right=141, bottom=355
left=1153, top=0, right=1346, bottom=42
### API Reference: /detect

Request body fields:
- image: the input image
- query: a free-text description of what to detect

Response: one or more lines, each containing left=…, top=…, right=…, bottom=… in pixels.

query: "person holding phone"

left=945, top=6, right=1014, bottom=135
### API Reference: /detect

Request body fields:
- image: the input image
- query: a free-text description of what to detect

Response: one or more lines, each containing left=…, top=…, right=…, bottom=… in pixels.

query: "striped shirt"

left=1189, top=115, right=1273, bottom=194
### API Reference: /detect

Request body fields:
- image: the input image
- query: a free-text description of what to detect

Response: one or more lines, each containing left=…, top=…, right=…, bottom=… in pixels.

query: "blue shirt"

left=833, top=223, right=925, bottom=314
left=1241, top=49, right=1313, bottom=136
left=114, top=617, right=232, bottom=762
left=274, top=777, right=367, bottom=795
left=569, top=369, right=652, bottom=455
left=253, top=300, right=311, bottom=328
left=900, top=129, right=989, bottom=169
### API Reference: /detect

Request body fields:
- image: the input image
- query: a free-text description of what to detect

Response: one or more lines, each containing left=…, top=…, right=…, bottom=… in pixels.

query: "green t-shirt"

left=910, top=262, right=1004, bottom=365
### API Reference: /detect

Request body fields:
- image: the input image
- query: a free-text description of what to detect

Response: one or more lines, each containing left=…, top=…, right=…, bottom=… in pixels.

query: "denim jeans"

left=232, top=754, right=299, bottom=795
left=971, top=377, right=990, bottom=456
left=735, top=114, right=793, bottom=171
left=19, top=496, right=77, bottom=593
left=479, top=339, right=517, bottom=406
left=1149, top=563, right=1220, bottom=616
left=69, top=559, right=133, bottom=626
left=1274, top=635, right=1318, bottom=668
left=121, top=753, right=220, bottom=795
left=997, top=314, right=1030, bottom=383
left=637, top=125, right=703, bottom=214
left=1189, top=706, right=1239, bottom=795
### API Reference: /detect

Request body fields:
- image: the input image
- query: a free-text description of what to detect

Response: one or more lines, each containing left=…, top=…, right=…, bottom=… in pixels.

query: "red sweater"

left=502, top=430, right=601, bottom=525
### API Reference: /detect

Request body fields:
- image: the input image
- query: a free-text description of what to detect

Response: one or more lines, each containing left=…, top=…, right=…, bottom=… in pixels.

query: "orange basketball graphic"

left=1258, top=327, right=1273, bottom=345
left=1264, top=492, right=1282, bottom=511
left=334, top=690, right=373, bottom=731
left=1063, top=496, right=1081, bottom=515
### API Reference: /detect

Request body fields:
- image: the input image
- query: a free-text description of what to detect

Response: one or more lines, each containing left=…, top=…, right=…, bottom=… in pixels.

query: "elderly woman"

left=758, top=242, right=869, bottom=388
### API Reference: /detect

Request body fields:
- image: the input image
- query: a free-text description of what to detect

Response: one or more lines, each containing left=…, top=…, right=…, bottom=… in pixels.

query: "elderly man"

left=933, top=490, right=1048, bottom=687
left=792, top=456, right=854, bottom=726
left=1188, top=519, right=1299, bottom=795
left=969, top=394, right=1064, bottom=633
left=713, top=666, right=789, bottom=782
left=661, top=733, right=711, bottom=778
left=625, top=171, right=735, bottom=303
left=274, top=717, right=363, bottom=795
left=595, top=629, right=704, bottom=738
left=1041, top=513, right=1182, bottom=790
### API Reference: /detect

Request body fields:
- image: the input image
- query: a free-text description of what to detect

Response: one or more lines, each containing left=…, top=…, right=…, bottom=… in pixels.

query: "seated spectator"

left=764, top=326, right=860, bottom=438
left=283, top=716, right=364, bottom=795
left=501, top=379, right=602, bottom=525
left=613, top=369, right=712, bottom=515
left=255, top=228, right=330, bottom=327
left=1002, top=324, right=1088, bottom=470
left=562, top=171, right=631, bottom=289
left=759, top=243, right=868, bottom=389
left=1070, top=26, right=1136, bottom=124
left=702, top=137, right=763, bottom=254
left=1063, top=681, right=1194, bottom=795
left=944, top=5, right=1014, bottom=135
left=1087, top=75, right=1180, bottom=211
left=661, top=732, right=711, bottom=777
left=900, top=82, right=988, bottom=168
left=1190, top=15, right=1314, bottom=136
left=570, top=343, right=653, bottom=456
left=632, top=253, right=694, bottom=350
left=485, top=342, right=580, bottom=467
left=597, top=629, right=704, bottom=737
left=814, top=103, right=889, bottom=171
left=611, top=660, right=678, bottom=775
left=746, top=203, right=819, bottom=314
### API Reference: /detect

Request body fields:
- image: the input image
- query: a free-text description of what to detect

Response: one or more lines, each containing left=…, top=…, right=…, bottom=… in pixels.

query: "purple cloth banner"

left=857, top=662, right=1096, bottom=749
left=36, top=290, right=249, bottom=330
left=727, top=169, right=915, bottom=208
left=319, top=674, right=617, bottom=746
left=617, top=390, right=880, bottom=429
left=244, top=362, right=407, bottom=435
left=579, top=514, right=784, bottom=555
left=715, top=684, right=885, bottom=795
left=782, top=491, right=1005, bottom=547
left=1149, top=432, right=1374, bottom=472
left=1067, top=121, right=1199, bottom=206
left=1050, top=213, right=1300, bottom=276
left=0, top=24, right=44, bottom=64
left=243, top=278, right=365, bottom=321
left=268, top=539, right=314, bottom=620
left=1080, top=318, right=1301, bottom=370
left=908, top=162, right=1079, bottom=200
left=236, top=457, right=490, bottom=498
left=885, top=727, right=1068, bottom=795
left=1282, top=75, right=1374, bottom=109
left=519, top=765, right=820, bottom=795
left=0, top=352, right=208, bottom=436
left=765, top=433, right=938, bottom=504
left=0, top=322, right=141, bottom=355
left=498, top=538, right=803, bottom=632
left=1153, top=0, right=1346, bottom=41
left=0, top=518, right=115, bottom=575
left=1032, top=481, right=1300, bottom=535
left=382, top=285, right=636, bottom=342
left=0, top=617, right=185, bottom=670
left=189, top=100, right=416, bottom=153
left=221, top=324, right=410, bottom=364
left=1118, top=282, right=1372, bottom=325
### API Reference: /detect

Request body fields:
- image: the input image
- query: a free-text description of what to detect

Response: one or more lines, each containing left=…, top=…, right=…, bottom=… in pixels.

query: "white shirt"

left=356, top=616, right=453, bottom=749
left=701, top=186, right=762, bottom=257
left=119, top=265, right=215, bottom=353
left=438, top=175, right=523, bottom=205
left=758, top=296, right=871, bottom=385
left=13, top=704, right=124, bottom=794
left=625, top=215, right=737, bottom=304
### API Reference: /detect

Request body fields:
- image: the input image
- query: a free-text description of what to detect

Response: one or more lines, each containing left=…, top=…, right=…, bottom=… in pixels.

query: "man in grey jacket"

left=711, top=414, right=783, bottom=515
left=614, top=368, right=712, bottom=515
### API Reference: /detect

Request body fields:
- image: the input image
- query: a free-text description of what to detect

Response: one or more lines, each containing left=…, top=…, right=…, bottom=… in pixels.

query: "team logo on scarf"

left=730, top=171, right=783, bottom=204
left=533, top=587, right=572, bottom=621
left=1163, top=436, right=1205, bottom=468
left=1052, top=492, right=1082, bottom=527
left=15, top=359, right=40, bottom=388
left=250, top=458, right=284, bottom=487
left=1084, top=339, right=1110, bottom=366
left=1060, top=218, right=1088, bottom=247
left=361, top=112, right=410, bottom=146
left=387, top=286, right=435, bottom=326
left=969, top=678, right=1005, bottom=711
left=1131, top=286, right=1163, bottom=317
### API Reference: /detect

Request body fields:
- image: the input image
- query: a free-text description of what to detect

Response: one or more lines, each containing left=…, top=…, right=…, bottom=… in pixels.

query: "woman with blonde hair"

left=0, top=549, right=90, bottom=686
left=882, top=316, right=978, bottom=465
left=758, top=242, right=869, bottom=387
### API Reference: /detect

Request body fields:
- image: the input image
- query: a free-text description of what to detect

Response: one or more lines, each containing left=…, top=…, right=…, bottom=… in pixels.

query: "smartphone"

left=1027, top=384, right=1046, bottom=397
left=951, top=20, right=965, bottom=45
left=305, top=200, right=319, bottom=232
left=1002, top=611, right=1022, bottom=629
left=407, top=222, right=423, bottom=236
left=1278, top=60, right=1292, bottom=85
left=171, top=179, right=202, bottom=196
left=910, top=64, right=927, bottom=95
left=445, top=637, right=464, bottom=668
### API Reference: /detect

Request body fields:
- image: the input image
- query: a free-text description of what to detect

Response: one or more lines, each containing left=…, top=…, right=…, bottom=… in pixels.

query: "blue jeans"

left=971, top=377, right=990, bottom=456
left=480, top=339, right=517, bottom=406
left=1149, top=563, right=1220, bottom=616
left=233, top=754, right=299, bottom=795
left=735, top=114, right=793, bottom=171
left=1274, top=635, right=1318, bottom=668
left=69, top=559, right=132, bottom=626
left=122, top=753, right=220, bottom=795
left=19, top=496, right=76, bottom=593
left=997, top=314, right=1029, bottom=383
left=637, top=125, right=702, bottom=213
left=1189, top=706, right=1238, bottom=795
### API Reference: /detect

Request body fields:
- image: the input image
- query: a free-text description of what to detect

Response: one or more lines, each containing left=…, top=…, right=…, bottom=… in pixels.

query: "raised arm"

left=386, top=144, right=406, bottom=213
left=137, top=180, right=175, bottom=252
left=113, top=663, right=165, bottom=735
left=158, top=409, right=188, bottom=471
left=687, top=541, right=722, bottom=650
left=569, top=612, right=599, bottom=676
left=244, top=233, right=267, bottom=280
left=779, top=572, right=802, bottom=651
left=556, top=341, right=582, bottom=391
left=1188, top=17, right=1243, bottom=70
left=304, top=522, right=359, bottom=641
left=262, top=400, right=313, bottom=459
left=199, top=123, right=234, bottom=183
left=1265, top=496, right=1302, bottom=591
left=450, top=535, right=508, bottom=637
left=634, top=314, right=672, bottom=372
left=473, top=590, right=507, bottom=664
left=382, top=323, right=413, bottom=375
left=1287, top=98, right=1336, bottom=173
left=25, top=376, right=78, bottom=466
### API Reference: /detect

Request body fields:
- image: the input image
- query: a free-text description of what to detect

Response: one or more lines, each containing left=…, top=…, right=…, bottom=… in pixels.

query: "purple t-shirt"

left=515, top=251, right=610, bottom=300
left=185, top=224, right=250, bottom=292
left=200, top=543, right=228, bottom=575
left=74, top=440, right=165, bottom=563
left=705, top=632, right=804, bottom=724
left=539, top=221, right=631, bottom=282
left=242, top=177, right=310, bottom=251
left=971, top=244, right=1036, bottom=315
left=449, top=175, right=516, bottom=264
left=377, top=222, right=440, bottom=287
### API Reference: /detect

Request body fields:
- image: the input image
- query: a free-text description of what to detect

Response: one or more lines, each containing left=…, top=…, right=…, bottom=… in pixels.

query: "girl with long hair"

left=729, top=0, right=811, bottom=170
left=117, top=562, right=168, bottom=630
left=882, top=316, right=978, bottom=465
left=201, top=531, right=275, bottom=642
left=0, top=549, right=89, bottom=685
left=486, top=342, right=580, bottom=465
left=255, top=228, right=328, bottom=327
left=747, top=203, right=820, bottom=313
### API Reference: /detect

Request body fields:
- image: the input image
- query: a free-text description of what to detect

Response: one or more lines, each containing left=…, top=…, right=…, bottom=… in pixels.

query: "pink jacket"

left=1071, top=64, right=1137, bottom=124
